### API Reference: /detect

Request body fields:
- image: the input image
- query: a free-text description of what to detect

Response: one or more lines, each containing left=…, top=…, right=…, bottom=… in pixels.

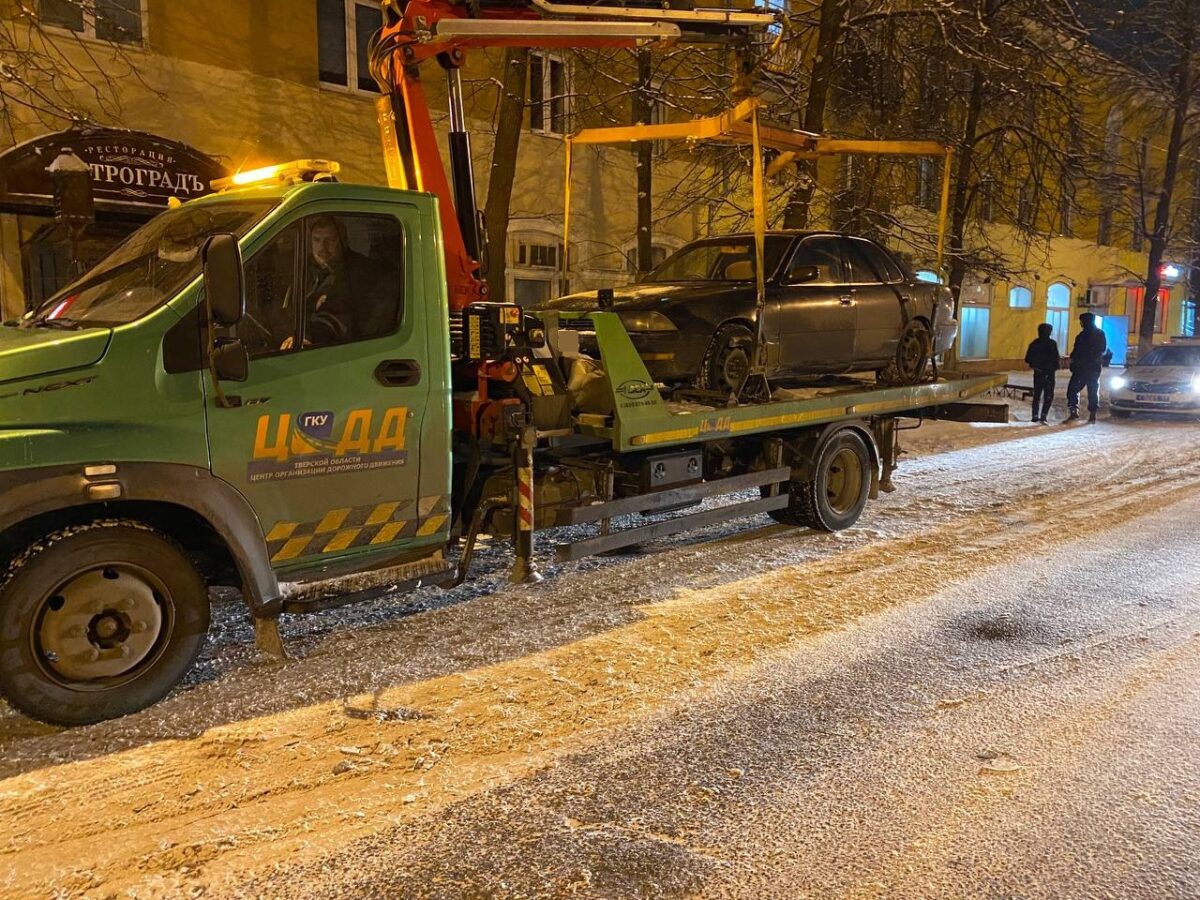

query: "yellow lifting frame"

left=561, top=96, right=955, bottom=283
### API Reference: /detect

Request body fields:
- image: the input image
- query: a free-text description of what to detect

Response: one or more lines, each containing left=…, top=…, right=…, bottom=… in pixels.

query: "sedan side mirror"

left=202, top=233, right=245, bottom=326
left=789, top=265, right=820, bottom=285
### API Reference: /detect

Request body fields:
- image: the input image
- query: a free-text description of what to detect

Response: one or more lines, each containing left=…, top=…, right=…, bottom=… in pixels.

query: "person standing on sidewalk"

left=1066, top=312, right=1108, bottom=424
left=1024, top=322, right=1060, bottom=424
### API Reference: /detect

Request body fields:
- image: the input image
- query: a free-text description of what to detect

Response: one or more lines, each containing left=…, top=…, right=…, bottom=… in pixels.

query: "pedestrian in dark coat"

left=1024, top=322, right=1060, bottom=424
left=1066, top=312, right=1107, bottom=423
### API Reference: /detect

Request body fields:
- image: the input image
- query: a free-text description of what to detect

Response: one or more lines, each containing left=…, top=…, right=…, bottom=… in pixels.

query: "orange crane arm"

left=372, top=0, right=773, bottom=311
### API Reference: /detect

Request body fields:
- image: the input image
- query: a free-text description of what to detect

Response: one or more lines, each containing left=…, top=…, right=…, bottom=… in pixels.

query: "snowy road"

left=3, top=415, right=1200, bottom=898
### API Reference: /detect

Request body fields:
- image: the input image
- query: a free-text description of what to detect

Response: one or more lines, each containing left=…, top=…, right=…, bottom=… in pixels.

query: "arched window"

left=1046, top=282, right=1071, bottom=345
left=1008, top=286, right=1033, bottom=309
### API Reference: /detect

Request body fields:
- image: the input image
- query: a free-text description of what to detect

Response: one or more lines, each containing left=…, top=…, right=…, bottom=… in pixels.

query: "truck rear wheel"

left=0, top=521, right=210, bottom=726
left=768, top=429, right=872, bottom=532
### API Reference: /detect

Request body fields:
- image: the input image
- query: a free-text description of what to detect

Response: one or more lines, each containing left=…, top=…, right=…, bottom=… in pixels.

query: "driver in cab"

left=281, top=216, right=377, bottom=349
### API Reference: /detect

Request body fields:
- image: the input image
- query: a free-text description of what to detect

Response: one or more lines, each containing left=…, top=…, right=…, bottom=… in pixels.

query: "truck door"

left=776, top=235, right=855, bottom=373
left=207, top=207, right=442, bottom=572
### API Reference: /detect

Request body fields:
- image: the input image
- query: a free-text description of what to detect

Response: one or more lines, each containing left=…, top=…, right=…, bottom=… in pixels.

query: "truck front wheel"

left=768, top=429, right=872, bottom=532
left=0, top=521, right=210, bottom=726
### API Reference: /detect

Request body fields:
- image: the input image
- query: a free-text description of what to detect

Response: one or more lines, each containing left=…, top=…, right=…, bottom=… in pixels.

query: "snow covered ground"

left=2, top=408, right=1199, bottom=898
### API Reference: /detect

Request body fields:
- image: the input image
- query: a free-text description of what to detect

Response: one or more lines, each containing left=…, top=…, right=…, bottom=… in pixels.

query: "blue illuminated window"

left=1009, top=286, right=1033, bottom=309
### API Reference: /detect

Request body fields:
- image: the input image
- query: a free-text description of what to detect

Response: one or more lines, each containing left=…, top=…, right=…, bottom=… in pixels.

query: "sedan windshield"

left=1138, top=346, right=1200, bottom=367
left=27, top=200, right=275, bottom=328
left=643, top=237, right=791, bottom=284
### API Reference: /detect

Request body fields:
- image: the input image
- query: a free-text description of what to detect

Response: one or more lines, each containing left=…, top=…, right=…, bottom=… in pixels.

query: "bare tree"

left=482, top=48, right=530, bottom=302
left=0, top=1, right=158, bottom=142
left=1089, top=0, right=1200, bottom=358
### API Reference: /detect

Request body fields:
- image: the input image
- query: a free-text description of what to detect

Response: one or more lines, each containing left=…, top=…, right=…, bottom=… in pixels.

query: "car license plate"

left=1136, top=393, right=1173, bottom=403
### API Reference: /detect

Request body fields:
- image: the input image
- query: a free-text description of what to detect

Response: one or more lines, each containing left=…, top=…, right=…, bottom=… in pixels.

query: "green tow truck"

left=0, top=171, right=1005, bottom=725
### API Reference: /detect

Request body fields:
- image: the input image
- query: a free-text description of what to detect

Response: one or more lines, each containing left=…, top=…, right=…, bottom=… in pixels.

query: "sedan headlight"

left=617, top=311, right=677, bottom=333
left=1110, top=375, right=1127, bottom=391
left=1191, top=374, right=1200, bottom=393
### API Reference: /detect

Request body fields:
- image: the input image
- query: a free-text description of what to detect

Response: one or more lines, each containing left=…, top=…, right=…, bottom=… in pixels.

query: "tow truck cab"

left=0, top=180, right=456, bottom=724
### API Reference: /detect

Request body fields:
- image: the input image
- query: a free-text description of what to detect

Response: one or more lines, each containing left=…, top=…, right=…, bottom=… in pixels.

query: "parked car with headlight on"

left=1109, top=340, right=1200, bottom=417
left=543, top=232, right=957, bottom=392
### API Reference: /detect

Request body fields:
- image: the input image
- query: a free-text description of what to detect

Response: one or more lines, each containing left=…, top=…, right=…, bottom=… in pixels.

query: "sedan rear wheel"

left=697, top=323, right=755, bottom=393
left=880, top=319, right=932, bottom=386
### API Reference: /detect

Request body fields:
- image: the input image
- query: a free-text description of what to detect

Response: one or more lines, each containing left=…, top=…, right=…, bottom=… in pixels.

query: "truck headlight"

left=1110, top=375, right=1127, bottom=391
left=617, top=311, right=677, bottom=333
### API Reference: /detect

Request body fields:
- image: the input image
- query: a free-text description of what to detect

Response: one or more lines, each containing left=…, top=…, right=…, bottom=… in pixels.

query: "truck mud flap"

left=554, top=466, right=790, bottom=562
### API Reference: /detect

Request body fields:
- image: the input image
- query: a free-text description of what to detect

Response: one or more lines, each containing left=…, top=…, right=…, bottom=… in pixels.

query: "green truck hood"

left=0, top=326, right=112, bottom=384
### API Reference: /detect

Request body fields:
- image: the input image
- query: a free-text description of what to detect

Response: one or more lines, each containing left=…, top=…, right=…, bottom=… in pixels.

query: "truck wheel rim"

left=825, top=447, right=864, bottom=515
left=33, top=564, right=171, bottom=687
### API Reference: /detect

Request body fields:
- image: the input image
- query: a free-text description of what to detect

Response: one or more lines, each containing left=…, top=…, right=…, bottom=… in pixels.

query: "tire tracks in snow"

left=3, top=424, right=1200, bottom=897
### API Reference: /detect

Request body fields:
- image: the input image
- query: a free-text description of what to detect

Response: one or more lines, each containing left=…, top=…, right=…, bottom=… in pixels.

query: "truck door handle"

left=375, top=359, right=421, bottom=387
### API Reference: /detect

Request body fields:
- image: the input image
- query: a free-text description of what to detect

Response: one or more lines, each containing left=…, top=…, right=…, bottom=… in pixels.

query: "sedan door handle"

left=375, top=358, right=421, bottom=387
left=839, top=295, right=855, bottom=306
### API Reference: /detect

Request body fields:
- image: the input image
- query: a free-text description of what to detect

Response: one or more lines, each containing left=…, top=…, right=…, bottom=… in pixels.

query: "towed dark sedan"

left=545, top=232, right=957, bottom=391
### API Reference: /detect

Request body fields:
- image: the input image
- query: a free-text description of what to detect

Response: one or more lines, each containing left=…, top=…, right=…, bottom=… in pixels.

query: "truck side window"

left=787, top=237, right=843, bottom=285
left=299, top=213, right=404, bottom=348
left=240, top=224, right=301, bottom=357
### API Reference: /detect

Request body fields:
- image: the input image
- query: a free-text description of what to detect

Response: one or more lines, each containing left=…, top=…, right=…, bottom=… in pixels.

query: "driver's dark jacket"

left=303, top=250, right=394, bottom=345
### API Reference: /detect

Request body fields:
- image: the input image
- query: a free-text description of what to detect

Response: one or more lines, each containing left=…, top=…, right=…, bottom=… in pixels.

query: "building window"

left=1130, top=286, right=1166, bottom=334
left=1046, top=282, right=1072, bottom=346
left=1183, top=297, right=1197, bottom=337
left=317, top=0, right=382, bottom=92
left=1016, top=185, right=1034, bottom=229
left=1059, top=190, right=1074, bottom=238
left=509, top=234, right=566, bottom=306
left=961, top=278, right=993, bottom=306
left=40, top=0, right=144, bottom=44
left=915, top=269, right=942, bottom=284
left=529, top=52, right=569, bottom=135
left=916, top=158, right=938, bottom=211
left=1009, top=286, right=1033, bottom=309
left=1097, top=207, right=1112, bottom=246
left=977, top=182, right=995, bottom=223
left=625, top=244, right=669, bottom=275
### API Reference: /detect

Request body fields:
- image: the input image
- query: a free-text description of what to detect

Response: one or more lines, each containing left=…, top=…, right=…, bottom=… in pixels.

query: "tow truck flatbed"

left=554, top=312, right=1008, bottom=452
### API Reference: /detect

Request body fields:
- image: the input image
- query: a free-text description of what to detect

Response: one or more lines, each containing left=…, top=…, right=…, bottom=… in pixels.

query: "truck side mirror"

left=202, top=233, right=245, bottom=326
left=211, top=337, right=248, bottom=382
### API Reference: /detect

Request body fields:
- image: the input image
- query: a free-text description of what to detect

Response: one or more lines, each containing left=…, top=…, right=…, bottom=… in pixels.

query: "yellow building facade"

left=0, top=0, right=707, bottom=320
left=0, top=1, right=1191, bottom=367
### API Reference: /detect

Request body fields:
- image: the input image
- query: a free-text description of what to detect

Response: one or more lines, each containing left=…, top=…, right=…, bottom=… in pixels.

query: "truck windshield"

left=1139, top=346, right=1200, bottom=367
left=643, top=237, right=790, bottom=284
left=26, top=200, right=275, bottom=328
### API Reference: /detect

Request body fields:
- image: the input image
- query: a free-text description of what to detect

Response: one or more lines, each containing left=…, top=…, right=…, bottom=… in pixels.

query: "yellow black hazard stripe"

left=265, top=495, right=450, bottom=563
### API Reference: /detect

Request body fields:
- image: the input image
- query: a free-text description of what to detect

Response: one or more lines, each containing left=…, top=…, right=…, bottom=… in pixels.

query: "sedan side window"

left=863, top=241, right=906, bottom=283
left=787, top=237, right=844, bottom=285
left=842, top=239, right=886, bottom=284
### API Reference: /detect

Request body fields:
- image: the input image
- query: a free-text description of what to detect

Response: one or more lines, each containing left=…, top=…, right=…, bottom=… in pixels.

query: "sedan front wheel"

left=697, top=323, right=755, bottom=393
